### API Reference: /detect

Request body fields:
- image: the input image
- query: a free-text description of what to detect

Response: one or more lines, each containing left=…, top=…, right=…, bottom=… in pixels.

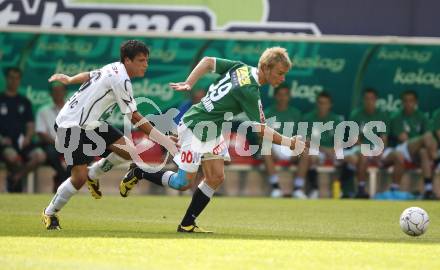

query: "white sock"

left=294, top=177, right=305, bottom=188
left=161, top=171, right=175, bottom=187
left=425, top=183, right=433, bottom=191
left=390, top=183, right=400, bottom=190
left=198, top=181, right=215, bottom=198
left=268, top=174, right=279, bottom=184
left=45, top=178, right=78, bottom=215
left=88, top=153, right=126, bottom=179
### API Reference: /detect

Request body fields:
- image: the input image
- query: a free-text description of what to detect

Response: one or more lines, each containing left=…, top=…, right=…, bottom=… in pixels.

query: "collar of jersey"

left=114, top=62, right=130, bottom=81
left=251, top=67, right=260, bottom=86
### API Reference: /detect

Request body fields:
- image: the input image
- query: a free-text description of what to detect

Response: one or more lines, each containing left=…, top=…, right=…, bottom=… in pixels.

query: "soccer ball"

left=399, top=207, right=430, bottom=236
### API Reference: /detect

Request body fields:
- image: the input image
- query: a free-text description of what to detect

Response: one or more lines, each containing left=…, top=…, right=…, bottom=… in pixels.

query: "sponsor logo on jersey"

left=212, top=140, right=227, bottom=155
left=112, top=65, right=119, bottom=74
left=236, top=66, right=251, bottom=86
left=180, top=150, right=202, bottom=164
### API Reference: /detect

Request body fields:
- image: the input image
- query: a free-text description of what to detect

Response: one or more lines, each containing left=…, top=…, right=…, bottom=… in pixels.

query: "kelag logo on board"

left=0, top=0, right=321, bottom=35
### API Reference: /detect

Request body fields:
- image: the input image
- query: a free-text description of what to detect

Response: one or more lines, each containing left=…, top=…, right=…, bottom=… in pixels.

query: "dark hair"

left=274, top=83, right=289, bottom=96
left=317, top=90, right=332, bottom=102
left=363, top=88, right=378, bottom=97
left=120, top=40, right=149, bottom=63
left=401, top=89, right=418, bottom=100
left=3, top=67, right=22, bottom=77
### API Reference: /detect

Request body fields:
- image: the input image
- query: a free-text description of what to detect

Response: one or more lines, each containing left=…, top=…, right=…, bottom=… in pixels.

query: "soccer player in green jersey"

left=432, top=108, right=440, bottom=151
left=390, top=90, right=429, bottom=141
left=120, top=47, right=306, bottom=232
left=262, top=84, right=302, bottom=198
left=347, top=88, right=389, bottom=198
left=297, top=91, right=342, bottom=198
left=389, top=90, right=438, bottom=199
left=431, top=108, right=440, bottom=169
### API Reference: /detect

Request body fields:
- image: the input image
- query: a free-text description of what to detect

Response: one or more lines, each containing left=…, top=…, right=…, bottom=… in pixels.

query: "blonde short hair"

left=258, top=47, right=292, bottom=70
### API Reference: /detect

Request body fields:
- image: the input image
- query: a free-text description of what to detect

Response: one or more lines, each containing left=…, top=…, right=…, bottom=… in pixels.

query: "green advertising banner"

left=0, top=32, right=439, bottom=127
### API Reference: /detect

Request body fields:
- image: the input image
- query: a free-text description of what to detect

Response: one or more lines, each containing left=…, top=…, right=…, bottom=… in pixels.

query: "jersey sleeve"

left=35, top=109, right=47, bottom=134
left=213, top=58, right=242, bottom=75
left=263, top=106, right=274, bottom=119
left=238, top=86, right=265, bottom=124
left=390, top=114, right=403, bottom=137
left=432, top=110, right=440, bottom=132
left=334, top=114, right=344, bottom=125
left=89, top=69, right=101, bottom=79
left=380, top=112, right=390, bottom=135
left=24, top=98, right=34, bottom=123
left=112, top=78, right=137, bottom=114
left=348, top=110, right=358, bottom=122
left=421, top=113, right=430, bottom=133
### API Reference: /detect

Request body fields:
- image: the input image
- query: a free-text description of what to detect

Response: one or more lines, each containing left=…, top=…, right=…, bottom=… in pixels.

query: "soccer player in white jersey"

left=42, top=40, right=178, bottom=230
left=118, top=47, right=307, bottom=233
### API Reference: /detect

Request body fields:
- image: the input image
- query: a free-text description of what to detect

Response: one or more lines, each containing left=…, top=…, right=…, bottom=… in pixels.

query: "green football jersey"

left=390, top=109, right=429, bottom=143
left=182, top=58, right=265, bottom=141
left=264, top=106, right=302, bottom=136
left=302, top=110, right=342, bottom=148
left=349, top=107, right=389, bottom=144
left=431, top=108, right=440, bottom=141
left=431, top=108, right=440, bottom=131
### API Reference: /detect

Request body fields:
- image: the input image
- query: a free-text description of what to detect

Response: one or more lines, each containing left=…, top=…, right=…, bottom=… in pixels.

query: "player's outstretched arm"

left=130, top=111, right=179, bottom=156
left=256, top=123, right=307, bottom=153
left=169, top=57, right=215, bottom=91
left=48, top=72, right=90, bottom=85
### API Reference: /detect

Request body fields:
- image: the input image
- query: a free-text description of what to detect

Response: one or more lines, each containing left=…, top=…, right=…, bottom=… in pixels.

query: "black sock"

left=271, top=183, right=280, bottom=189
left=424, top=178, right=433, bottom=191
left=134, top=167, right=165, bottom=186
left=340, top=164, right=355, bottom=195
left=308, top=169, right=318, bottom=190
left=358, top=182, right=366, bottom=191
left=181, top=188, right=211, bottom=226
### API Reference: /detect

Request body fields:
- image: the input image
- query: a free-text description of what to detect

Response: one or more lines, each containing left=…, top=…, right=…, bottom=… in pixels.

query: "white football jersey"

left=56, top=62, right=137, bottom=129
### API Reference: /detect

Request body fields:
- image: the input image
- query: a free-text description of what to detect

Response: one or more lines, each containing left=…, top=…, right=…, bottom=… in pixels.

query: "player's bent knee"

left=70, top=176, right=87, bottom=188
left=206, top=174, right=225, bottom=186
left=70, top=170, right=88, bottom=188
left=36, top=152, right=47, bottom=164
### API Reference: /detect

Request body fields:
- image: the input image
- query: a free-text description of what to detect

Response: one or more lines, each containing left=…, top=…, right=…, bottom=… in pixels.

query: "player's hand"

left=169, top=82, right=191, bottom=91
left=168, top=135, right=181, bottom=150
left=161, top=135, right=180, bottom=157
left=167, top=141, right=180, bottom=157
left=169, top=134, right=178, bottom=142
left=48, top=74, right=72, bottom=85
left=290, top=135, right=305, bottom=149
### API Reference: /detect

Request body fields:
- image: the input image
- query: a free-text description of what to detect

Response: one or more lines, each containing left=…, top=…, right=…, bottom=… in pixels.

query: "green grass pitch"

left=0, top=194, right=439, bottom=270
